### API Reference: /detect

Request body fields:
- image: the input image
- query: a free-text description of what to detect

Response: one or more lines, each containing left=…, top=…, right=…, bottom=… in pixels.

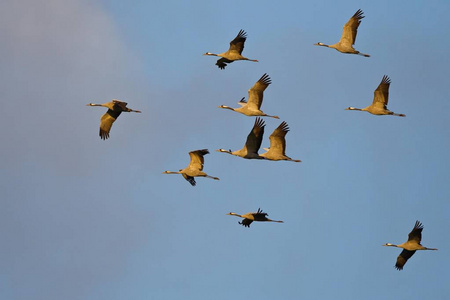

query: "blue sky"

left=1, top=0, right=449, bottom=299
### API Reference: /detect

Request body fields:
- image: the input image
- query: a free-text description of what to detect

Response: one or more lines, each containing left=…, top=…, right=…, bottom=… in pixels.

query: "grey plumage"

left=227, top=208, right=284, bottom=228
left=346, top=75, right=405, bottom=116
left=216, top=117, right=266, bottom=159
left=204, top=30, right=258, bottom=69
left=163, top=149, right=220, bottom=186
left=260, top=121, right=301, bottom=162
left=383, top=221, right=437, bottom=270
left=218, top=74, right=279, bottom=119
left=86, top=99, right=141, bottom=140
left=314, top=9, right=370, bottom=57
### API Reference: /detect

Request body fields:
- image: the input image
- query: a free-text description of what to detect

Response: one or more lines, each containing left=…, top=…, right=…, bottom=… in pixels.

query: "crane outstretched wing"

left=244, top=118, right=265, bottom=154
left=228, top=29, right=247, bottom=54
left=182, top=173, right=196, bottom=186
left=112, top=99, right=128, bottom=109
left=216, top=58, right=232, bottom=69
left=395, top=249, right=416, bottom=270
left=267, top=121, right=289, bottom=155
left=239, top=218, right=253, bottom=227
left=99, top=110, right=122, bottom=140
left=372, top=75, right=391, bottom=108
left=407, top=220, right=423, bottom=243
left=188, top=149, right=209, bottom=171
left=247, top=73, right=271, bottom=111
left=340, top=9, right=364, bottom=46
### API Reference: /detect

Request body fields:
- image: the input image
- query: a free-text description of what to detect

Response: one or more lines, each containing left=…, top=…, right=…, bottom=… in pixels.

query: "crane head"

left=216, top=149, right=232, bottom=154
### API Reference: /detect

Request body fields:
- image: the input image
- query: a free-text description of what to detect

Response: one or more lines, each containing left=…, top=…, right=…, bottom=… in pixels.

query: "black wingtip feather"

left=259, top=73, right=272, bottom=85
left=238, top=221, right=250, bottom=228
left=254, top=117, right=266, bottom=129
left=100, top=130, right=109, bottom=140
left=353, top=9, right=365, bottom=20
left=217, top=61, right=227, bottom=69
left=186, top=176, right=196, bottom=186
left=381, top=75, right=391, bottom=85
left=414, top=220, right=424, bottom=230
left=237, top=29, right=247, bottom=39
left=278, top=121, right=290, bottom=133
left=196, top=149, right=210, bottom=156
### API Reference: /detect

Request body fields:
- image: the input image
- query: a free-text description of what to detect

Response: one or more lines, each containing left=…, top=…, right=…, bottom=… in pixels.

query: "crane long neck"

left=347, top=107, right=363, bottom=111
left=229, top=213, right=242, bottom=218
left=219, top=105, right=235, bottom=111
left=164, top=171, right=181, bottom=175
left=217, top=149, right=232, bottom=155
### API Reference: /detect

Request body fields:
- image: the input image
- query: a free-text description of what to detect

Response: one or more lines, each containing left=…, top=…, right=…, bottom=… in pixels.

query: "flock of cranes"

left=216, top=117, right=301, bottom=162
left=86, top=9, right=436, bottom=271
